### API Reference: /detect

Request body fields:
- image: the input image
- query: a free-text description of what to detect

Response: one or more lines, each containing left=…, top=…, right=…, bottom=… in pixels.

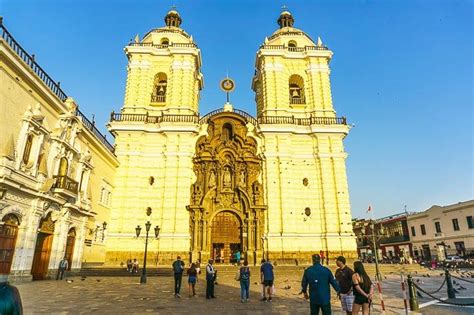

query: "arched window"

left=288, top=40, right=297, bottom=48
left=59, top=157, right=68, bottom=176
left=289, top=74, right=305, bottom=104
left=161, top=38, right=169, bottom=45
left=22, top=134, right=33, bottom=165
left=151, top=72, right=167, bottom=103
left=222, top=123, right=233, bottom=141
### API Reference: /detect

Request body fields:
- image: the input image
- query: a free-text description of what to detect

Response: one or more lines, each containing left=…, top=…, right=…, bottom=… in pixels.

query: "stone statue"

left=208, top=170, right=216, bottom=188
left=223, top=167, right=232, bottom=188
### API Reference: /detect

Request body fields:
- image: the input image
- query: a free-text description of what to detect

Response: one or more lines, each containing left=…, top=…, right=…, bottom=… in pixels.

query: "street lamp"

left=362, top=221, right=385, bottom=282
left=135, top=208, right=160, bottom=284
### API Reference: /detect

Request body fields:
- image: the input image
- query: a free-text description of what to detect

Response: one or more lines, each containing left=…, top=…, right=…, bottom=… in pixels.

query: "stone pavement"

left=14, top=268, right=474, bottom=314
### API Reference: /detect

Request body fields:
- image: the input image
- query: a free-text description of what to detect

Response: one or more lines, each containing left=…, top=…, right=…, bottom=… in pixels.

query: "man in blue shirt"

left=302, top=254, right=340, bottom=315
left=260, top=259, right=274, bottom=301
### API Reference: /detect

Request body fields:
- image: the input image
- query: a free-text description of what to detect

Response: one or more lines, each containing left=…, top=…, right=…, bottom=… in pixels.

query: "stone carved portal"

left=188, top=111, right=266, bottom=265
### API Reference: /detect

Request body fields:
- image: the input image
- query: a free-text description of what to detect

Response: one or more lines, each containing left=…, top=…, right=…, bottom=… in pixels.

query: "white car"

left=445, top=255, right=464, bottom=263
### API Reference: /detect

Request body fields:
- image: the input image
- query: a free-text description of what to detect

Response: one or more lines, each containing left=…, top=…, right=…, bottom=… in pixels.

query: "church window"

left=289, top=74, right=305, bottom=104
left=161, top=38, right=169, bottom=45
left=22, top=134, right=33, bottom=165
left=151, top=72, right=167, bottom=103
left=288, top=40, right=297, bottom=48
left=222, top=123, right=233, bottom=141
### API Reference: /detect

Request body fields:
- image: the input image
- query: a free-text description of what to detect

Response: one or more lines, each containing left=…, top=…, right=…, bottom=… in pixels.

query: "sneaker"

left=241, top=299, right=245, bottom=303
left=245, top=299, right=249, bottom=303
left=268, top=297, right=272, bottom=302
left=261, top=297, right=267, bottom=302
left=177, top=294, right=181, bottom=298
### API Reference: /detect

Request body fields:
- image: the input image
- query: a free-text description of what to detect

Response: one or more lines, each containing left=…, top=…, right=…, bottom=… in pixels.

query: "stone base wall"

left=105, top=251, right=191, bottom=266
left=105, top=250, right=358, bottom=266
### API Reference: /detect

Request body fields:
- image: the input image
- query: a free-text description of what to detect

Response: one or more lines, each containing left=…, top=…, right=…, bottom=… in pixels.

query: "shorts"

left=188, top=276, right=197, bottom=284
left=340, top=293, right=354, bottom=312
left=263, top=280, right=273, bottom=287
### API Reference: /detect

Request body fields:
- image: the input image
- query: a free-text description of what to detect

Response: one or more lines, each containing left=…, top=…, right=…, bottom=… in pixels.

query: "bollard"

left=407, top=274, right=419, bottom=311
left=445, top=269, right=456, bottom=299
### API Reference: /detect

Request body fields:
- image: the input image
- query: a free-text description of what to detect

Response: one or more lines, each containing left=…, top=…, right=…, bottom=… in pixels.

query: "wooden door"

left=31, top=233, right=53, bottom=280
left=211, top=211, right=241, bottom=264
left=64, top=228, right=76, bottom=271
left=0, top=214, right=20, bottom=274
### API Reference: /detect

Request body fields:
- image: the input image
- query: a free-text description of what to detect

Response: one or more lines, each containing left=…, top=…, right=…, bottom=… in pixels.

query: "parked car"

left=445, top=255, right=465, bottom=263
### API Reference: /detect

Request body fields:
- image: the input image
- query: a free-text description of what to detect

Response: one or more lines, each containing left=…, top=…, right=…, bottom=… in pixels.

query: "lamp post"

left=362, top=220, right=385, bottom=282
left=135, top=208, right=160, bottom=284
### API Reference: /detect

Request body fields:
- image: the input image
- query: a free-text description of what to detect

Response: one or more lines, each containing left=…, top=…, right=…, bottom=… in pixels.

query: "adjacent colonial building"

left=105, top=9, right=356, bottom=265
left=0, top=19, right=118, bottom=280
left=407, top=200, right=474, bottom=261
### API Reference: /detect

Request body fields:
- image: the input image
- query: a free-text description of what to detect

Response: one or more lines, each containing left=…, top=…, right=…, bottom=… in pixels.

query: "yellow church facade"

left=105, top=9, right=356, bottom=265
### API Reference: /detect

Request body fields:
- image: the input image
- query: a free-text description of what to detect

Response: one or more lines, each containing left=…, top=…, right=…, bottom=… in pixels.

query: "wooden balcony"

left=53, top=175, right=78, bottom=196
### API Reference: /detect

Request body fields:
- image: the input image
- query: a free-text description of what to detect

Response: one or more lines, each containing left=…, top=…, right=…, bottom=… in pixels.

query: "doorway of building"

left=422, top=244, right=431, bottom=261
left=0, top=213, right=20, bottom=274
left=210, top=211, right=241, bottom=264
left=64, top=228, right=76, bottom=271
left=31, top=213, right=55, bottom=280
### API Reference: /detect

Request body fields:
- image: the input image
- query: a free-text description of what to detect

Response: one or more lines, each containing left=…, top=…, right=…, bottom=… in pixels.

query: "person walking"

left=319, top=250, right=326, bottom=266
left=126, top=259, right=132, bottom=272
left=351, top=261, right=373, bottom=315
left=301, top=254, right=340, bottom=315
left=239, top=260, right=251, bottom=302
left=187, top=263, right=198, bottom=297
left=260, top=259, right=274, bottom=302
left=56, top=256, right=69, bottom=280
left=235, top=250, right=241, bottom=265
left=335, top=256, right=354, bottom=315
left=0, top=275, right=23, bottom=315
left=206, top=259, right=216, bottom=299
left=172, top=256, right=185, bottom=298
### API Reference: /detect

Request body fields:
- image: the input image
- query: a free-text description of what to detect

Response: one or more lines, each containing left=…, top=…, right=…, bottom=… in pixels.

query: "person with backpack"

left=238, top=260, right=251, bottom=302
left=172, top=256, right=185, bottom=298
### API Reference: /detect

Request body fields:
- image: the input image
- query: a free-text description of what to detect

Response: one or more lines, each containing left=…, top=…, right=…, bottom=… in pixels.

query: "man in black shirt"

left=335, top=256, right=354, bottom=315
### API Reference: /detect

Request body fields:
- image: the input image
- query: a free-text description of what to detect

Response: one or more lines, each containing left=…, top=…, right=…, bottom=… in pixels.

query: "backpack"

left=173, top=261, right=183, bottom=273
left=240, top=267, right=250, bottom=281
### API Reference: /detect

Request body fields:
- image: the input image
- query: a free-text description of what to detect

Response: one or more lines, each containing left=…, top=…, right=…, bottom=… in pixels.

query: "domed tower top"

left=277, top=9, right=294, bottom=28
left=165, top=8, right=182, bottom=27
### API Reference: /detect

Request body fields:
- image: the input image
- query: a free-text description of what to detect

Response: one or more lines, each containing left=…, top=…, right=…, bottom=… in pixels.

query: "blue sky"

left=2, top=0, right=472, bottom=219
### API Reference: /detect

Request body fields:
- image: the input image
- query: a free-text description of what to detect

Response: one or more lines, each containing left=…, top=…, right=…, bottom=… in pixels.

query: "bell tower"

left=122, top=9, right=203, bottom=115
left=106, top=9, right=203, bottom=265
left=252, top=10, right=335, bottom=119
left=252, top=9, right=356, bottom=262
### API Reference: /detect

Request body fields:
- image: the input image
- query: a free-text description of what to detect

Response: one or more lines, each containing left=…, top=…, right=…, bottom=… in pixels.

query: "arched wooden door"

left=31, top=213, right=55, bottom=280
left=210, top=211, right=241, bottom=264
left=64, top=228, right=76, bottom=271
left=0, top=213, right=20, bottom=274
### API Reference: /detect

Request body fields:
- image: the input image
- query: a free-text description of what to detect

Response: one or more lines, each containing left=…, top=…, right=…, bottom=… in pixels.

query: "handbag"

left=234, top=269, right=241, bottom=281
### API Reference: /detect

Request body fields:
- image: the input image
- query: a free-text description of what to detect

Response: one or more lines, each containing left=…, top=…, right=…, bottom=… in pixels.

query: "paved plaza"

left=14, top=267, right=474, bottom=314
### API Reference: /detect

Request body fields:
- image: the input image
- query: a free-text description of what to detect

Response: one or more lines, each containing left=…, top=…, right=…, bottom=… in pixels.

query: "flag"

left=367, top=205, right=372, bottom=213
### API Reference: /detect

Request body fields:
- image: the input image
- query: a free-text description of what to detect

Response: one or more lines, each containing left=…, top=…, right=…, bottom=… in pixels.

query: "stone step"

left=79, top=263, right=431, bottom=278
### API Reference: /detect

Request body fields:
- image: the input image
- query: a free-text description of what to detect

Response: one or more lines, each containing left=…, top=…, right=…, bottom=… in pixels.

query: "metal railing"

left=289, top=97, right=306, bottom=104
left=53, top=175, right=79, bottom=194
left=0, top=20, right=115, bottom=154
left=151, top=94, right=166, bottom=103
left=75, top=110, right=115, bottom=152
left=258, top=115, right=346, bottom=126
left=128, top=42, right=197, bottom=48
left=199, top=108, right=258, bottom=126
left=110, top=112, right=199, bottom=124
left=259, top=44, right=328, bottom=51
